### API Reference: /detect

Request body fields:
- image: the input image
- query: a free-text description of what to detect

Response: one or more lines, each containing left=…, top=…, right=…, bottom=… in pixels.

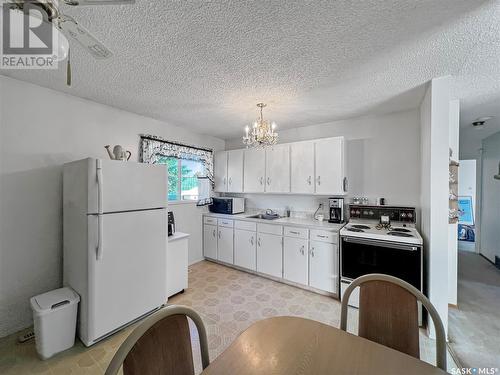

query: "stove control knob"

left=401, top=213, right=407, bottom=218
left=407, top=213, right=413, bottom=218
left=369, top=211, right=374, bottom=216
left=356, top=210, right=361, bottom=215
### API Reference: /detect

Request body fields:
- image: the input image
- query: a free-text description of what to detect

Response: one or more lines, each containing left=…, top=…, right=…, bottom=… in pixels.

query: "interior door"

left=89, top=209, right=166, bottom=340
left=227, top=150, right=244, bottom=192
left=234, top=229, right=256, bottom=270
left=290, top=142, right=315, bottom=194
left=309, top=240, right=338, bottom=293
left=214, top=151, right=228, bottom=192
left=283, top=237, right=308, bottom=284
left=217, top=226, right=234, bottom=264
left=265, top=144, right=290, bottom=193
left=203, top=224, right=218, bottom=259
left=315, top=137, right=345, bottom=195
left=244, top=149, right=266, bottom=193
left=257, top=233, right=283, bottom=278
left=89, top=159, right=167, bottom=214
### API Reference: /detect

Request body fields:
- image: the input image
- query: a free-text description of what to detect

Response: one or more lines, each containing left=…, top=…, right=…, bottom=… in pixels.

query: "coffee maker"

left=328, top=198, right=344, bottom=223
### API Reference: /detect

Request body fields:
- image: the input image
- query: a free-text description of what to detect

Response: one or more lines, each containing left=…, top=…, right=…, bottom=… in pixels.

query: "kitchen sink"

left=246, top=214, right=280, bottom=220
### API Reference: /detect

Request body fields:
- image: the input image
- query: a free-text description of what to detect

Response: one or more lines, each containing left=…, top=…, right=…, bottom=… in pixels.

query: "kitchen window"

left=140, top=135, right=214, bottom=203
left=160, top=157, right=205, bottom=201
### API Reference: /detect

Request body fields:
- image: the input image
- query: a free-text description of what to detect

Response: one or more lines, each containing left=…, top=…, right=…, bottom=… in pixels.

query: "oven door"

left=341, top=236, right=422, bottom=290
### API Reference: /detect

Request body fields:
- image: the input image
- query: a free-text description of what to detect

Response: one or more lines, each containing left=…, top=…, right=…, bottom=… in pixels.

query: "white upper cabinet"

left=265, top=144, right=290, bottom=193
left=227, top=150, right=244, bottom=193
left=214, top=151, right=228, bottom=192
left=244, top=149, right=266, bottom=193
left=315, top=137, right=346, bottom=195
left=290, top=141, right=315, bottom=194
left=215, top=136, right=346, bottom=195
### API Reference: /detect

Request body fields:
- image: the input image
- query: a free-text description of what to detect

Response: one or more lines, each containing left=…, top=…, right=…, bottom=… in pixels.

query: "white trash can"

left=30, top=287, right=80, bottom=359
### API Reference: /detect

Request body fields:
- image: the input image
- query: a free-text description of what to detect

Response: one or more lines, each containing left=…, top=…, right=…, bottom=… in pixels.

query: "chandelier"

left=242, top=103, right=278, bottom=148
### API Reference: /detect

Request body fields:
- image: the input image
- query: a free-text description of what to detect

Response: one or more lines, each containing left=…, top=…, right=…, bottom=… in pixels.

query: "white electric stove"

left=339, top=205, right=424, bottom=308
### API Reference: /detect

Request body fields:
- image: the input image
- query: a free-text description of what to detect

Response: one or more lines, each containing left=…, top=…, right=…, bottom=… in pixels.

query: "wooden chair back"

left=105, top=305, right=210, bottom=375
left=340, top=274, right=447, bottom=371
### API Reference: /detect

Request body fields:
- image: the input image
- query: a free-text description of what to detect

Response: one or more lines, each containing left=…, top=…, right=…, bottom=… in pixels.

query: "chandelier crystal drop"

left=242, top=103, right=278, bottom=148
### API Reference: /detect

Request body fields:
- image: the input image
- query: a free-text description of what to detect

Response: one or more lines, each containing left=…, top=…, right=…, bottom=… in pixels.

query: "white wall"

left=419, top=77, right=450, bottom=337
left=448, top=99, right=459, bottom=306
left=479, top=131, right=500, bottom=263
left=0, top=76, right=225, bottom=338
left=226, top=109, right=422, bottom=212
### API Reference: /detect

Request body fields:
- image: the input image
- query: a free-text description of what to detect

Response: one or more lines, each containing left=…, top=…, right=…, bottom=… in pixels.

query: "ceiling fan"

left=7, top=0, right=135, bottom=86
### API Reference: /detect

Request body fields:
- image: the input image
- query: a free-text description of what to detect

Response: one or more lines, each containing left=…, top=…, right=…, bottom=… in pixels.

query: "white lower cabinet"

left=217, top=226, right=234, bottom=264
left=283, top=237, right=308, bottom=285
left=234, top=229, right=257, bottom=270
left=256, top=233, right=283, bottom=278
left=203, top=224, right=217, bottom=260
left=203, top=216, right=339, bottom=295
left=309, top=241, right=338, bottom=293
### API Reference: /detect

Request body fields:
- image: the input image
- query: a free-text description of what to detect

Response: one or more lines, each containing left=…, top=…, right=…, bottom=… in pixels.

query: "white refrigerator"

left=63, top=158, right=167, bottom=347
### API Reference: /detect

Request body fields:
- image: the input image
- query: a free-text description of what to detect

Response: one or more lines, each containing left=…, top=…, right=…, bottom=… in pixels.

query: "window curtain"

left=140, top=134, right=214, bottom=181
left=140, top=134, right=214, bottom=205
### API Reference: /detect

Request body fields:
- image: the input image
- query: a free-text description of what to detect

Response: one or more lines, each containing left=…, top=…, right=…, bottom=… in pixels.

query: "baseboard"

left=189, top=257, right=205, bottom=266
left=448, top=303, right=458, bottom=309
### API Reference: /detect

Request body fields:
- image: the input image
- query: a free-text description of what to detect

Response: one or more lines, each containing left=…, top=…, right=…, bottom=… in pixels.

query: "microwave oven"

left=208, top=197, right=245, bottom=214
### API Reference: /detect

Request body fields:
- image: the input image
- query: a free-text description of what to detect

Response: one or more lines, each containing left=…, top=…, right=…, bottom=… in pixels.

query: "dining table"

left=200, top=316, right=447, bottom=375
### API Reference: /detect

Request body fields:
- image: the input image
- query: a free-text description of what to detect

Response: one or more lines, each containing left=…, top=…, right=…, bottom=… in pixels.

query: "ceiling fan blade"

left=57, top=16, right=112, bottom=59
left=63, top=0, right=135, bottom=6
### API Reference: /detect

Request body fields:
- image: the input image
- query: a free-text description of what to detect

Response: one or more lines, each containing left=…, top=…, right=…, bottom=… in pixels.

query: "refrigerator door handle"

left=96, top=159, right=104, bottom=260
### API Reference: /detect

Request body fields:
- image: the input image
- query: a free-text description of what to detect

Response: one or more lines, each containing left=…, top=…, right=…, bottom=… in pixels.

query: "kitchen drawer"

left=257, top=223, right=283, bottom=235
left=218, top=218, right=234, bottom=228
left=234, top=220, right=257, bottom=231
left=310, top=229, right=337, bottom=243
left=203, top=216, right=217, bottom=225
left=283, top=226, right=309, bottom=239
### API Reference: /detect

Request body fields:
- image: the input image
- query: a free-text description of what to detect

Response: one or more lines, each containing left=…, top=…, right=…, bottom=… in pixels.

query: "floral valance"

left=140, top=134, right=214, bottom=182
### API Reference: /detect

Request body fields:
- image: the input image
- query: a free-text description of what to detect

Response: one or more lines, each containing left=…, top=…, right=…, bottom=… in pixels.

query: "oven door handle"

left=342, top=236, right=419, bottom=251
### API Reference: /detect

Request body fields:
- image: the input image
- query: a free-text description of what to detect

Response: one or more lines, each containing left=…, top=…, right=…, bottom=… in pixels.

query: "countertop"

left=203, top=212, right=345, bottom=232
left=168, top=232, right=190, bottom=242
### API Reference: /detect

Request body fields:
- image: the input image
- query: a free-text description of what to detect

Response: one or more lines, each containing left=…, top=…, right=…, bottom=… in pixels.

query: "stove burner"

left=391, top=227, right=412, bottom=233
left=347, top=227, right=365, bottom=232
left=350, top=224, right=371, bottom=230
left=387, top=231, right=414, bottom=237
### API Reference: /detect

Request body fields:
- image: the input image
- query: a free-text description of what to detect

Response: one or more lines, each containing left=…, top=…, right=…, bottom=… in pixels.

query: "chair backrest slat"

left=123, top=314, right=194, bottom=375
left=358, top=280, right=420, bottom=358
left=340, top=274, right=447, bottom=371
left=105, top=305, right=210, bottom=375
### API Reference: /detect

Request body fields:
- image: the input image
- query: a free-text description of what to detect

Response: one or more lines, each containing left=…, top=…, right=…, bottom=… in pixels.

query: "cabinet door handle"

left=310, top=247, right=315, bottom=257
left=289, top=231, right=300, bottom=235
left=218, top=230, right=221, bottom=239
left=258, top=237, right=261, bottom=247
left=343, top=177, right=348, bottom=192
left=213, top=229, right=216, bottom=237
left=317, top=235, right=328, bottom=238
left=267, top=177, right=271, bottom=185
left=259, top=176, right=264, bottom=185
left=229, top=177, right=232, bottom=186
left=317, top=176, right=321, bottom=185
left=250, top=236, right=254, bottom=245
left=300, top=245, right=305, bottom=255
left=307, top=176, right=312, bottom=185
left=223, top=177, right=227, bottom=186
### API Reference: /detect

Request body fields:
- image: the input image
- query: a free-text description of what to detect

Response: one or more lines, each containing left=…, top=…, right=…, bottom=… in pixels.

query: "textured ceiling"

left=1, top=0, right=499, bottom=140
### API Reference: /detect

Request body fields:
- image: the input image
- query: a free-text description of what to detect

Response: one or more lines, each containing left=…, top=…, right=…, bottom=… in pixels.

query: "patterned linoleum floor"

left=0, top=260, right=457, bottom=374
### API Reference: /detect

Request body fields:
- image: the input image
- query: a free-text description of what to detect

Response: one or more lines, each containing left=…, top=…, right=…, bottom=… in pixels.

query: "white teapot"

left=104, top=145, right=131, bottom=161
